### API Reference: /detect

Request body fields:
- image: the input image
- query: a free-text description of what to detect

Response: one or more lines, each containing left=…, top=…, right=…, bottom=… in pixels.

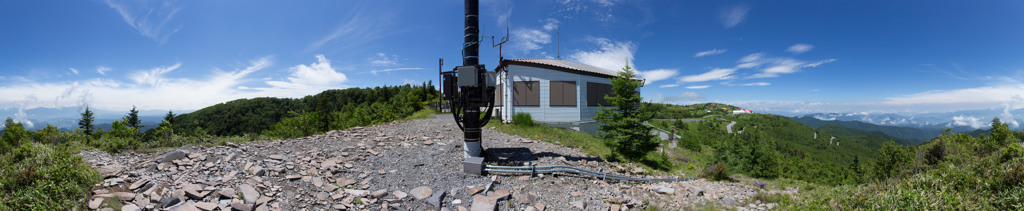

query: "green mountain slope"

left=646, top=103, right=891, bottom=185
left=790, top=116, right=938, bottom=145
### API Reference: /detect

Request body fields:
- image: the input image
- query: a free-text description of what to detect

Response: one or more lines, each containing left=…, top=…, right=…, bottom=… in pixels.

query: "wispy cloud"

left=679, top=68, right=736, bottom=83
left=741, top=82, right=771, bottom=86
left=678, top=92, right=705, bottom=100
left=787, top=44, right=814, bottom=54
left=659, top=84, right=679, bottom=88
left=511, top=28, right=552, bottom=53
left=129, top=62, right=181, bottom=86
left=369, top=68, right=424, bottom=75
left=686, top=85, right=710, bottom=89
left=749, top=58, right=836, bottom=78
left=307, top=6, right=394, bottom=53
left=104, top=0, right=183, bottom=45
left=721, top=4, right=750, bottom=29
left=69, top=68, right=79, bottom=75
left=694, top=49, right=727, bottom=58
left=570, top=38, right=636, bottom=71
left=96, top=66, right=111, bottom=75
left=637, top=69, right=678, bottom=85
left=882, top=83, right=1024, bottom=109
left=370, top=53, right=399, bottom=66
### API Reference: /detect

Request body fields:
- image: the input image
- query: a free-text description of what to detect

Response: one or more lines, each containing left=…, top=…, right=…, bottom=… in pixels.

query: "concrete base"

left=463, top=156, right=484, bottom=175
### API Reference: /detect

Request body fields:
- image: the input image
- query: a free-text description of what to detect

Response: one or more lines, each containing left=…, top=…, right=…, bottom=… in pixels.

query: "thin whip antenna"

left=556, top=24, right=560, bottom=59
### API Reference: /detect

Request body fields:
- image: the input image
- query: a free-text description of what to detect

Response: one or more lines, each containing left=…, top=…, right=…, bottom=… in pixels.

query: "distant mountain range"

left=0, top=107, right=181, bottom=131
left=790, top=116, right=940, bottom=145
left=795, top=108, right=1024, bottom=131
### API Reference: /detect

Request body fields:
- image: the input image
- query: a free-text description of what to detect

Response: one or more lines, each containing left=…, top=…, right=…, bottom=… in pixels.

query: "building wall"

left=497, top=64, right=613, bottom=123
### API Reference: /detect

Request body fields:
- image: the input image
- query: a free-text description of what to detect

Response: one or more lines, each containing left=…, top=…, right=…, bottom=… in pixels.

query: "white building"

left=493, top=59, right=632, bottom=124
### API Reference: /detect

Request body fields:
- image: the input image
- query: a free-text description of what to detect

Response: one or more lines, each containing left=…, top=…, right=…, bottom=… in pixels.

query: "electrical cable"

left=484, top=165, right=696, bottom=182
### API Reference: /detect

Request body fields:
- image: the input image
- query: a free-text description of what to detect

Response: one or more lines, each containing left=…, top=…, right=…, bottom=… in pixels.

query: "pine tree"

left=79, top=106, right=95, bottom=136
left=127, top=105, right=142, bottom=129
left=594, top=64, right=658, bottom=161
left=164, top=110, right=175, bottom=125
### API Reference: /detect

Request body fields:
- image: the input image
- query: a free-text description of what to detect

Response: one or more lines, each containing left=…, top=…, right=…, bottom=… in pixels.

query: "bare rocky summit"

left=78, top=114, right=795, bottom=210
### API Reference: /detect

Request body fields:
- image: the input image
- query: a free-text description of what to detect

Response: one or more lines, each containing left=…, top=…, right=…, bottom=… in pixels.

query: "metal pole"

left=462, top=0, right=483, bottom=158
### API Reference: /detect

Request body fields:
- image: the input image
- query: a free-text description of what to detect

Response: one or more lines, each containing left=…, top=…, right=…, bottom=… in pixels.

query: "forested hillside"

left=790, top=116, right=939, bottom=145
left=647, top=103, right=893, bottom=185
left=175, top=83, right=437, bottom=138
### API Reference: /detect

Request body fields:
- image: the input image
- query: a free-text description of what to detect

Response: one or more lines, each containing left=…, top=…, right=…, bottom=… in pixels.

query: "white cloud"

left=69, top=68, right=79, bottom=75
left=882, top=83, right=1024, bottom=109
left=104, top=0, right=183, bottom=45
left=721, top=4, right=750, bottom=29
left=369, top=67, right=424, bottom=75
left=282, top=55, right=346, bottom=88
left=694, top=49, right=727, bottom=58
left=787, top=44, right=814, bottom=54
left=542, top=18, right=560, bottom=31
left=370, top=53, right=399, bottom=66
left=736, top=53, right=765, bottom=69
left=637, top=69, right=678, bottom=85
left=749, top=58, right=836, bottom=79
left=741, top=82, right=771, bottom=86
left=951, top=115, right=987, bottom=129
left=0, top=56, right=272, bottom=111
left=129, top=62, right=181, bottom=86
left=569, top=38, right=636, bottom=72
left=686, top=85, right=710, bottom=89
left=679, top=68, right=736, bottom=83
left=659, top=84, right=679, bottom=88
left=679, top=92, right=705, bottom=100
left=96, top=66, right=111, bottom=75
left=511, top=28, right=552, bottom=53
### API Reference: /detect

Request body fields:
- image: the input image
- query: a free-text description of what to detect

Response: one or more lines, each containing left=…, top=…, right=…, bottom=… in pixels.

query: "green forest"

left=642, top=103, right=1024, bottom=209
left=0, top=83, right=438, bottom=209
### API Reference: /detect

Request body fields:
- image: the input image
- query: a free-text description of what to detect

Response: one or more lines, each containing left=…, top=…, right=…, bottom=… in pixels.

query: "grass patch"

left=487, top=119, right=611, bottom=159
left=402, top=109, right=441, bottom=121
left=0, top=143, right=102, bottom=210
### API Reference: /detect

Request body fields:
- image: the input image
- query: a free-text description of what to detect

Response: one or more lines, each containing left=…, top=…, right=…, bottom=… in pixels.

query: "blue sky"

left=2, top=0, right=1024, bottom=124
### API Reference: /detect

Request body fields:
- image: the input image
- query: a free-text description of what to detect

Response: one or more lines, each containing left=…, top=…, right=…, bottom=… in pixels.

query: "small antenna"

left=556, top=24, right=560, bottom=59
left=483, top=0, right=510, bottom=63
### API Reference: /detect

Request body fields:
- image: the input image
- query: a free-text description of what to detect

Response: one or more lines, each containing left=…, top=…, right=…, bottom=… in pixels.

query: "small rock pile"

left=78, top=114, right=796, bottom=210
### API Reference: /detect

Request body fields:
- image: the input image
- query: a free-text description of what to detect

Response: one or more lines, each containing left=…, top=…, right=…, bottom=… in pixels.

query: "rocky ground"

left=78, top=114, right=796, bottom=211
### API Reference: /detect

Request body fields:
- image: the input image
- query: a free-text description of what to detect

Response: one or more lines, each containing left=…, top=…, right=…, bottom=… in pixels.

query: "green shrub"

left=512, top=112, right=535, bottom=127
left=0, top=143, right=101, bottom=209
left=701, top=162, right=729, bottom=181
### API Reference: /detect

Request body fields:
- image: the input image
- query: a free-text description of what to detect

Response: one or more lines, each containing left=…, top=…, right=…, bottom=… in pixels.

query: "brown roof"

left=498, top=58, right=621, bottom=78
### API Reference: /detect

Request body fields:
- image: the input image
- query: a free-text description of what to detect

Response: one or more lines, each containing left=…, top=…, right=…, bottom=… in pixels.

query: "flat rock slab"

left=410, top=186, right=433, bottom=200
left=239, top=184, right=260, bottom=204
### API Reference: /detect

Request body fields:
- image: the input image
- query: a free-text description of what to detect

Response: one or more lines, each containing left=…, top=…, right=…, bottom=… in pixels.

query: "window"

left=513, top=81, right=539, bottom=106
left=587, top=82, right=613, bottom=106
left=549, top=81, right=577, bottom=106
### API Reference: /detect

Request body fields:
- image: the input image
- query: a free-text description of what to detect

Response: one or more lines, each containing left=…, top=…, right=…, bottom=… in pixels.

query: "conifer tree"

left=594, top=64, right=658, bottom=161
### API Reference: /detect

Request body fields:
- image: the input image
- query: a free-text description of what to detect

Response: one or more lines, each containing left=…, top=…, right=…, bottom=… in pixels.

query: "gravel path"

left=77, top=114, right=794, bottom=211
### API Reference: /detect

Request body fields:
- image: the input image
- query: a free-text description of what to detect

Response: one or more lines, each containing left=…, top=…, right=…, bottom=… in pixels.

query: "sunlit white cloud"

left=0, top=56, right=272, bottom=112
left=637, top=69, right=678, bottom=85
left=542, top=18, right=560, bottom=31
left=950, top=115, right=988, bottom=129
left=721, top=4, right=750, bottom=29
left=257, top=55, right=347, bottom=97
left=659, top=84, right=679, bottom=88
left=694, top=49, right=727, bottom=58
left=787, top=44, right=814, bottom=54
left=69, top=68, right=79, bottom=75
left=686, top=85, right=710, bottom=89
left=882, top=83, right=1024, bottom=109
left=569, top=38, right=636, bottom=71
left=104, top=0, right=183, bottom=45
left=511, top=28, right=552, bottom=53
left=748, top=58, right=836, bottom=79
left=679, top=68, right=736, bottom=83
left=742, top=82, right=770, bottom=86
